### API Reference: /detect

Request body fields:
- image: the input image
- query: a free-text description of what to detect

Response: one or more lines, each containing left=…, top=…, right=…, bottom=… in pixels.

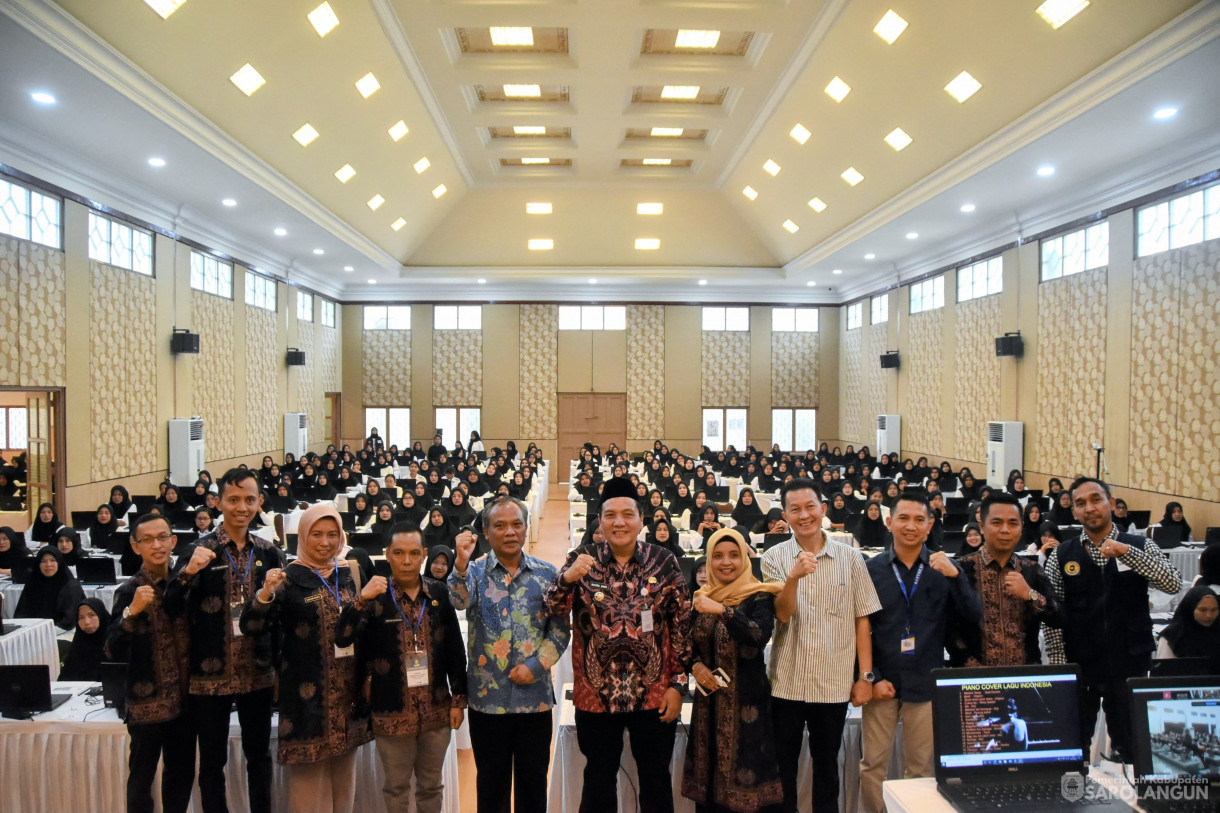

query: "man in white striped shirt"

left=762, top=477, right=881, bottom=813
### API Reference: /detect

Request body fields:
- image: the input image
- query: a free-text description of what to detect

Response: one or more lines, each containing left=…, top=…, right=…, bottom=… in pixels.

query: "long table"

left=0, top=616, right=59, bottom=678
left=0, top=681, right=462, bottom=813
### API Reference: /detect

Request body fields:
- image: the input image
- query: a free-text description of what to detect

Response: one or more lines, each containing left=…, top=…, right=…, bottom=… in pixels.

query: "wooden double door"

left=556, top=393, right=626, bottom=481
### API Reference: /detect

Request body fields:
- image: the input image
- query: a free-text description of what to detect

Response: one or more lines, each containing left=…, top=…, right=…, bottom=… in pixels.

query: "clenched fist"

left=788, top=551, right=818, bottom=580
left=361, top=575, right=388, bottom=601
left=128, top=585, right=156, bottom=617
left=184, top=546, right=216, bottom=576
left=1003, top=570, right=1032, bottom=601
left=455, top=530, right=478, bottom=572
left=928, top=551, right=958, bottom=578
left=562, top=553, right=596, bottom=584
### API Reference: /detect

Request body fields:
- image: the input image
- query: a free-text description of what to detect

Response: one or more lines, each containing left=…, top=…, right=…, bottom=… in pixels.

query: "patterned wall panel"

left=191, top=291, right=236, bottom=461
left=701, top=331, right=751, bottom=406
left=362, top=330, right=412, bottom=405
left=18, top=242, right=66, bottom=387
left=1178, top=241, right=1220, bottom=500
left=841, top=327, right=866, bottom=446
left=0, top=237, right=18, bottom=384
left=865, top=322, right=889, bottom=442
left=520, top=305, right=557, bottom=438
left=319, top=326, right=339, bottom=393
left=296, top=321, right=317, bottom=425
left=906, top=310, right=943, bottom=454
left=953, top=296, right=1002, bottom=464
left=433, top=330, right=483, bottom=405
left=771, top=331, right=819, bottom=407
left=627, top=305, right=665, bottom=439
left=244, top=306, right=278, bottom=455
left=1035, top=267, right=1107, bottom=479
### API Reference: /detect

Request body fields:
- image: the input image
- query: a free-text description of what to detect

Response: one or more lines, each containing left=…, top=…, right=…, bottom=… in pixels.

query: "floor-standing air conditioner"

left=986, top=421, right=1024, bottom=488
left=168, top=418, right=205, bottom=486
left=876, top=415, right=901, bottom=457
left=284, top=412, right=308, bottom=459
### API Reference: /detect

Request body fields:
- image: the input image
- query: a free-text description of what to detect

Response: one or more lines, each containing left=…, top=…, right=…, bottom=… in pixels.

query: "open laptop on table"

left=75, top=556, right=118, bottom=585
left=1128, top=675, right=1220, bottom=813
left=0, top=665, right=73, bottom=718
left=932, top=664, right=1130, bottom=812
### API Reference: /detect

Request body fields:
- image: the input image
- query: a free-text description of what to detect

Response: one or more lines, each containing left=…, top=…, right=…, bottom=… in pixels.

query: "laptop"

left=348, top=532, right=384, bottom=557
left=946, top=497, right=970, bottom=513
left=171, top=531, right=198, bottom=559
left=285, top=533, right=299, bottom=556
left=1126, top=510, right=1152, bottom=530
left=75, top=557, right=118, bottom=585
left=941, top=530, right=967, bottom=557
left=70, top=510, right=95, bottom=530
left=9, top=557, right=34, bottom=584
left=932, top=664, right=1130, bottom=812
left=761, top=533, right=792, bottom=551
left=1127, top=675, right=1220, bottom=813
left=105, top=529, right=131, bottom=556
left=0, top=665, right=73, bottom=718
left=1153, top=526, right=1186, bottom=547
left=100, top=661, right=127, bottom=718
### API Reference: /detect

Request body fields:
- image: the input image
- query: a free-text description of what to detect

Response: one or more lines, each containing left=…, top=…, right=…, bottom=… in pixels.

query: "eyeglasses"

left=136, top=532, right=174, bottom=546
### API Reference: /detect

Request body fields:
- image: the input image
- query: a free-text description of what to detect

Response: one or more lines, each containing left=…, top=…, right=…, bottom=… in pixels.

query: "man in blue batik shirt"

left=449, top=496, right=570, bottom=813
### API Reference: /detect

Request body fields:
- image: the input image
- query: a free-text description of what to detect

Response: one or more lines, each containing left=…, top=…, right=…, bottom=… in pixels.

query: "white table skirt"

left=0, top=682, right=461, bottom=813
left=0, top=616, right=59, bottom=678
left=2, top=582, right=121, bottom=618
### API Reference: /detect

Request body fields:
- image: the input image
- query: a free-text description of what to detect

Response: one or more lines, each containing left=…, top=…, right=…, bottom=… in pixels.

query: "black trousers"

left=1080, top=658, right=1149, bottom=761
left=191, top=687, right=274, bottom=813
left=574, top=709, right=677, bottom=813
left=467, top=709, right=552, bottom=813
left=771, top=698, right=849, bottom=813
left=126, top=717, right=196, bottom=813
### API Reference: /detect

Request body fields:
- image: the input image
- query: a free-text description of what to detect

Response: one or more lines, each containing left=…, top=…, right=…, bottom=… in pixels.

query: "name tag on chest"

left=334, top=643, right=354, bottom=659
left=406, top=653, right=429, bottom=687
left=641, top=608, right=654, bottom=633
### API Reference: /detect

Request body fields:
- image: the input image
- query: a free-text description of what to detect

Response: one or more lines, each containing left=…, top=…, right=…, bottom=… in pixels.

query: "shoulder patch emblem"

left=1064, top=561, right=1081, bottom=576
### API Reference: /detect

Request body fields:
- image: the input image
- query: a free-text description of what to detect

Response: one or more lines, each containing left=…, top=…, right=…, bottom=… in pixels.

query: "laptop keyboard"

left=945, top=777, right=1119, bottom=809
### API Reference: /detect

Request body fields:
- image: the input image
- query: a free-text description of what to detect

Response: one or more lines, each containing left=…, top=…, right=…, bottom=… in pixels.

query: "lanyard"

left=311, top=566, right=342, bottom=606
left=226, top=546, right=253, bottom=584
left=892, top=562, right=924, bottom=637
left=389, top=581, right=428, bottom=638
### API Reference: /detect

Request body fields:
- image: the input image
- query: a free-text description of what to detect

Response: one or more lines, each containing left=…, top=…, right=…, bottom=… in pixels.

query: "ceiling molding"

left=397, top=265, right=786, bottom=280
left=337, top=280, right=839, bottom=305
left=781, top=1, right=1220, bottom=277
left=1, top=0, right=403, bottom=272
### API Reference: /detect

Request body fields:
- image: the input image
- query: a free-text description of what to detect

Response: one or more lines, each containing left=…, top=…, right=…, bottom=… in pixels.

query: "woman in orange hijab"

left=682, top=528, right=784, bottom=812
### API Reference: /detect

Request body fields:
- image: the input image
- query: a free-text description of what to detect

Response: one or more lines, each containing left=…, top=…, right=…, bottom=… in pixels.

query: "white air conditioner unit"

left=168, top=418, right=205, bottom=486
left=284, top=412, right=309, bottom=458
left=986, top=421, right=1024, bottom=488
left=876, top=415, right=901, bottom=456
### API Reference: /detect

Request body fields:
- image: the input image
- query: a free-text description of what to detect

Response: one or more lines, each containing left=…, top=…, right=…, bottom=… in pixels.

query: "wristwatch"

left=122, top=606, right=133, bottom=620
left=861, top=671, right=877, bottom=683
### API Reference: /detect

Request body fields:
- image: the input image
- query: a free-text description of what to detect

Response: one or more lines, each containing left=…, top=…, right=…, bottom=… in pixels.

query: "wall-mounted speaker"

left=995, top=333, right=1024, bottom=358
left=879, top=351, right=900, bottom=369
left=286, top=348, right=306, bottom=366
left=171, top=329, right=200, bottom=355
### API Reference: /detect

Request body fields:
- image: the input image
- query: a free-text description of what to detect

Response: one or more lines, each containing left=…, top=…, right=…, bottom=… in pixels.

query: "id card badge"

left=640, top=608, right=654, bottom=633
left=334, top=642, right=355, bottom=659
left=406, top=653, right=429, bottom=687
left=900, top=635, right=916, bottom=654
left=231, top=605, right=244, bottom=638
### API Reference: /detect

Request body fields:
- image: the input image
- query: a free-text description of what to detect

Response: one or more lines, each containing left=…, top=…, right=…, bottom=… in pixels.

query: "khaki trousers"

left=375, top=727, right=452, bottom=813
left=859, top=698, right=934, bottom=813
left=282, top=749, right=359, bottom=813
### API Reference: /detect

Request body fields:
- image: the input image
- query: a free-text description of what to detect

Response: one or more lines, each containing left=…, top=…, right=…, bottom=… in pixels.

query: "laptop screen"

left=933, top=667, right=1084, bottom=771
left=1129, top=676, right=1220, bottom=784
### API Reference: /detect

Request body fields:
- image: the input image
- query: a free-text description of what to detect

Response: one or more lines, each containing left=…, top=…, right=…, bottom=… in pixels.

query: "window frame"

left=0, top=176, right=62, bottom=249
left=434, top=305, right=482, bottom=330
left=189, top=250, right=234, bottom=299
left=909, top=275, right=945, bottom=314
left=773, top=307, right=819, bottom=333
left=363, top=305, right=412, bottom=330
left=320, top=299, right=336, bottom=328
left=770, top=407, right=817, bottom=452
left=957, top=256, right=1003, bottom=303
left=87, top=211, right=153, bottom=276
left=871, top=294, right=889, bottom=325
left=1041, top=221, right=1109, bottom=281
left=243, top=270, right=277, bottom=312
left=434, top=406, right=482, bottom=446
left=364, top=406, right=411, bottom=449
left=296, top=290, right=314, bottom=322
left=702, top=307, right=750, bottom=332
left=701, top=407, right=748, bottom=452
left=845, top=303, right=863, bottom=330
left=1136, top=183, right=1219, bottom=258
left=557, top=305, right=627, bottom=330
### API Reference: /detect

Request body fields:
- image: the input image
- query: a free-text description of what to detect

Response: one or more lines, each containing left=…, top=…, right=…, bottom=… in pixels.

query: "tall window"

left=0, top=177, right=61, bottom=249
left=364, top=305, right=411, bottom=330
left=909, top=275, right=944, bottom=314
left=1137, top=184, right=1220, bottom=257
left=871, top=294, right=889, bottom=324
left=0, top=407, right=29, bottom=449
left=244, top=271, right=276, bottom=311
left=434, top=305, right=481, bottom=330
left=88, top=212, right=153, bottom=275
left=296, top=291, right=314, bottom=322
left=189, top=251, right=233, bottom=298
left=957, top=256, right=1002, bottom=302
left=845, top=302, right=863, bottom=330
left=702, top=408, right=747, bottom=451
left=702, top=307, right=749, bottom=331
left=771, top=408, right=817, bottom=452
left=772, top=307, right=819, bottom=332
left=1041, top=222, right=1108, bottom=280
left=435, top=407, right=481, bottom=446
left=558, top=306, right=626, bottom=330
left=364, top=407, right=410, bottom=449
left=320, top=299, right=336, bottom=328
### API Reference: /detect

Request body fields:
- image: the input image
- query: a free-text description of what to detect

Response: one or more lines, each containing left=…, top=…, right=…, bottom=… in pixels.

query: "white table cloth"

left=0, top=616, right=60, bottom=678
left=2, top=581, right=120, bottom=618
left=0, top=682, right=461, bottom=813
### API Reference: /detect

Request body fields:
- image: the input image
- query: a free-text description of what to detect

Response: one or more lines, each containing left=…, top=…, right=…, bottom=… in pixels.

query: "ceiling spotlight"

left=807, top=197, right=827, bottom=213
left=526, top=202, right=552, bottom=214
left=742, top=186, right=758, bottom=200
left=884, top=127, right=913, bottom=151
left=143, top=0, right=186, bottom=20
left=344, top=265, right=354, bottom=272
left=764, top=159, right=781, bottom=176
left=368, top=279, right=377, bottom=284
left=806, top=281, right=816, bottom=287
left=490, top=27, right=534, bottom=47
left=833, top=269, right=843, bottom=275
left=841, top=167, right=864, bottom=186
left=432, top=185, right=447, bottom=198
left=1036, top=0, right=1090, bottom=30
left=906, top=232, right=918, bottom=239
left=824, top=76, right=851, bottom=103
left=782, top=219, right=799, bottom=234
left=661, top=85, right=701, bottom=99
left=513, top=126, right=547, bottom=135
left=945, top=71, right=982, bottom=103
left=874, top=10, right=909, bottom=43
left=503, top=84, right=541, bottom=97
left=355, top=72, right=381, bottom=99
left=313, top=248, right=325, bottom=255
left=388, top=120, right=409, bottom=141
left=334, top=163, right=356, bottom=183
left=1036, top=165, right=1056, bottom=177
left=307, top=2, right=340, bottom=37
left=222, top=198, right=237, bottom=207
left=229, top=64, right=266, bottom=96
left=698, top=279, right=708, bottom=286
left=790, top=124, right=812, bottom=145
left=1152, top=106, right=1178, bottom=120
left=528, top=239, right=553, bottom=250
left=675, top=30, right=720, bottom=48
left=477, top=278, right=486, bottom=284
left=651, top=127, right=684, bottom=137
left=588, top=278, right=597, bottom=284
left=865, top=253, right=876, bottom=260
left=960, top=203, right=976, bottom=213
left=390, top=218, right=406, bottom=231
left=293, top=123, right=319, bottom=146
left=30, top=91, right=57, bottom=105
left=274, top=228, right=288, bottom=236
left=413, top=157, right=431, bottom=174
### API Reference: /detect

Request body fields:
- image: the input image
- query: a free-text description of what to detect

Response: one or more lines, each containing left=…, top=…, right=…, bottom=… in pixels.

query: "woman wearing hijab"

left=960, top=522, right=985, bottom=557
left=241, top=504, right=371, bottom=813
left=88, top=503, right=120, bottom=554
left=29, top=502, right=63, bottom=545
left=683, top=528, right=783, bottom=813
left=369, top=501, right=398, bottom=547
left=468, top=430, right=485, bottom=455
left=0, top=525, right=31, bottom=576
left=60, top=597, right=113, bottom=681
left=1021, top=503, right=1045, bottom=551
left=189, top=480, right=211, bottom=509
left=313, top=473, right=339, bottom=502
left=396, top=491, right=429, bottom=529
left=668, top=481, right=697, bottom=520
left=1110, top=499, right=1134, bottom=533
left=731, top=488, right=766, bottom=531
left=443, top=489, right=477, bottom=529
left=109, top=485, right=133, bottom=526
left=508, top=471, right=530, bottom=501
left=424, top=469, right=449, bottom=503
left=55, top=528, right=86, bottom=567
left=16, top=546, right=86, bottom=629
left=422, top=508, right=458, bottom=552
left=464, top=468, right=489, bottom=499
left=695, top=504, right=724, bottom=548
left=646, top=517, right=685, bottom=559
left=853, top=502, right=891, bottom=549
left=823, top=493, right=854, bottom=531
left=1156, top=585, right=1220, bottom=664
left=1154, top=501, right=1193, bottom=541
left=267, top=483, right=296, bottom=515
left=426, top=546, right=455, bottom=581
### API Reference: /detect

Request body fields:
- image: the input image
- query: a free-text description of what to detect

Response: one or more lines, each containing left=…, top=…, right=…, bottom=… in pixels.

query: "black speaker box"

left=995, top=334, right=1024, bottom=357
left=879, top=352, right=900, bottom=369
left=170, top=331, right=200, bottom=354
left=286, top=349, right=306, bottom=366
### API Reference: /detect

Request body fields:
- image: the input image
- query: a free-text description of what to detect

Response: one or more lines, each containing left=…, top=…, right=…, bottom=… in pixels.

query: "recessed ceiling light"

left=841, top=167, right=864, bottom=186
left=637, top=203, right=663, bottom=215
left=30, top=91, right=56, bottom=105
left=274, top=228, right=288, bottom=236
left=1036, top=0, right=1089, bottom=30
left=477, top=278, right=486, bottom=284
left=824, top=76, right=851, bottom=103
left=307, top=2, right=340, bottom=37
left=391, top=218, right=406, bottom=231
left=432, top=185, right=447, bottom=198
left=661, top=85, right=700, bottom=100
left=782, top=220, right=799, bottom=234
left=292, top=123, right=319, bottom=146
left=906, top=232, right=918, bottom=240
left=945, top=71, right=982, bottom=103
left=344, top=265, right=353, bottom=271
left=651, top=127, right=684, bottom=137
left=635, top=238, right=660, bottom=250
left=526, top=202, right=552, bottom=214
left=513, top=126, right=547, bottom=135
left=143, top=0, right=186, bottom=20
left=698, top=279, right=708, bottom=286
left=833, top=268, right=843, bottom=274
left=490, top=27, right=534, bottom=46
left=1153, top=106, right=1178, bottom=120
left=960, top=203, right=976, bottom=213
left=229, top=64, right=266, bottom=96
left=865, top=253, right=876, bottom=260
left=222, top=198, right=237, bottom=207
left=355, top=72, right=380, bottom=99
left=742, top=186, right=758, bottom=200
left=520, top=157, right=550, bottom=165
left=884, top=127, right=912, bottom=151
left=413, top=157, right=431, bottom=174
left=763, top=159, right=781, bottom=176
left=675, top=29, right=720, bottom=48
left=147, top=157, right=166, bottom=167
left=313, top=248, right=325, bottom=255
left=388, top=120, right=409, bottom=141
left=806, top=281, right=816, bottom=287
left=367, top=194, right=385, bottom=211
left=790, top=124, right=811, bottom=145
left=503, top=84, right=541, bottom=97
left=808, top=197, right=827, bottom=213
left=588, top=278, right=597, bottom=284
left=334, top=164, right=356, bottom=183
left=874, top=10, right=909, bottom=44
left=528, top=239, right=553, bottom=250
left=1037, top=165, right=1056, bottom=177
left=642, top=158, right=672, bottom=165
left=368, top=279, right=376, bottom=284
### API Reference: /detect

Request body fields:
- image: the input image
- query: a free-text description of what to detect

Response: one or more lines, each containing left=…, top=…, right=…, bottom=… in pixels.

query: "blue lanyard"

left=311, top=566, right=342, bottom=606
left=891, top=562, right=924, bottom=605
left=388, top=581, right=428, bottom=637
left=226, top=547, right=253, bottom=584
